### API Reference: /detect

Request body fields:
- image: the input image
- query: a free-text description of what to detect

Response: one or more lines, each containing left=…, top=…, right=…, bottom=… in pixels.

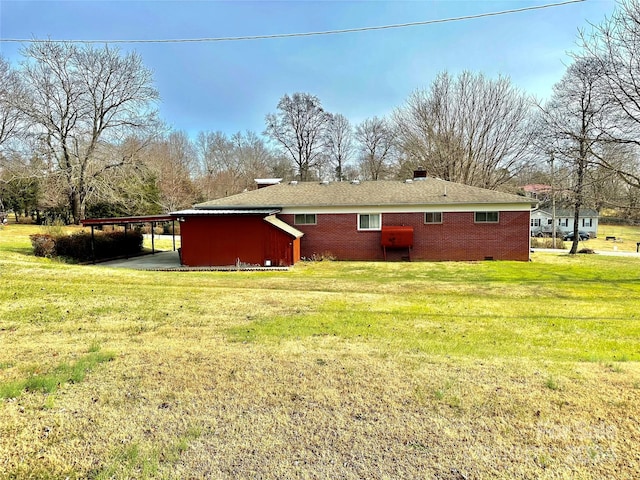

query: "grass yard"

left=591, top=224, right=640, bottom=253
left=1, top=224, right=639, bottom=479
left=533, top=224, right=640, bottom=253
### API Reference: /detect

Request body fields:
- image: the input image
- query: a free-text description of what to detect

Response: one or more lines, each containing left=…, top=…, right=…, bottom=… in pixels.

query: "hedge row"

left=30, top=230, right=144, bottom=261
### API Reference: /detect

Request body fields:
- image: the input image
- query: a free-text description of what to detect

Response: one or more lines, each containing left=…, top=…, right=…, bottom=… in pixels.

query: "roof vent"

left=351, top=179, right=360, bottom=185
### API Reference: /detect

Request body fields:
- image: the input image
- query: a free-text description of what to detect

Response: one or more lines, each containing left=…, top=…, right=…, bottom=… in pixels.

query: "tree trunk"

left=570, top=139, right=588, bottom=255
left=70, top=190, right=82, bottom=225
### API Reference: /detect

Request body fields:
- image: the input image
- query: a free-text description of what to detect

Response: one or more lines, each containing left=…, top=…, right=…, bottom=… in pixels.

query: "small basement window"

left=294, top=213, right=316, bottom=225
left=475, top=212, right=499, bottom=223
left=358, top=213, right=381, bottom=231
left=425, top=212, right=443, bottom=224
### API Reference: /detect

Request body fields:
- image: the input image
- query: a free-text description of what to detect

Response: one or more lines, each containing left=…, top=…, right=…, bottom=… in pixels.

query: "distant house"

left=172, top=173, right=536, bottom=266
left=530, top=208, right=599, bottom=238
left=521, top=184, right=573, bottom=204
left=522, top=184, right=554, bottom=200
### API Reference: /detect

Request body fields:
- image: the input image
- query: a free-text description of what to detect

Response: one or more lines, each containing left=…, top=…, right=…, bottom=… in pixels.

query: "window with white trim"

left=358, top=213, right=381, bottom=230
left=475, top=211, right=499, bottom=223
left=558, top=218, right=568, bottom=227
left=294, top=214, right=316, bottom=225
left=531, top=218, right=541, bottom=227
left=582, top=218, right=593, bottom=228
left=425, top=212, right=443, bottom=224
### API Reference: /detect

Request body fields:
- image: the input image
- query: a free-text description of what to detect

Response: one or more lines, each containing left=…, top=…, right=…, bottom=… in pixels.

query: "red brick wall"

left=279, top=211, right=531, bottom=262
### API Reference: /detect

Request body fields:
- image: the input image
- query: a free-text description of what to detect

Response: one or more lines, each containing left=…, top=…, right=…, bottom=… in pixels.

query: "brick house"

left=172, top=175, right=536, bottom=266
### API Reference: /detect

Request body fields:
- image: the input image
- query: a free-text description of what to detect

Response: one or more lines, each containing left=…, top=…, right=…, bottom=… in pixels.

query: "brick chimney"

left=255, top=178, right=282, bottom=189
left=413, top=167, right=427, bottom=180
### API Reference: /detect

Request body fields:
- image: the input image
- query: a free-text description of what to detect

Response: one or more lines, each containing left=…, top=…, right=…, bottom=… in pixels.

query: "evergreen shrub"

left=30, top=230, right=143, bottom=261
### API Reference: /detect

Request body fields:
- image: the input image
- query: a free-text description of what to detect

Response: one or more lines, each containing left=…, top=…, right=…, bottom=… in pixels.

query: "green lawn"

left=1, top=224, right=639, bottom=479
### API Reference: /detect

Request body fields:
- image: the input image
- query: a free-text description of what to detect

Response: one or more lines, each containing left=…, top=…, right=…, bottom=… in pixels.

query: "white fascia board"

left=281, top=203, right=533, bottom=215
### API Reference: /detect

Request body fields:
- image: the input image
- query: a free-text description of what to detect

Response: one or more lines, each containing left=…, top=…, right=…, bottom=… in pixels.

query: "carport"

left=81, top=214, right=177, bottom=263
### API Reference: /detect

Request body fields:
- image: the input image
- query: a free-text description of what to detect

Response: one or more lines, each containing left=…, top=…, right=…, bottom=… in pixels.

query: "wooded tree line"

left=1, top=0, right=639, bottom=226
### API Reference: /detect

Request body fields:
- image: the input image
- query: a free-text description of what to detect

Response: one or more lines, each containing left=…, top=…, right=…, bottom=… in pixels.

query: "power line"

left=1, top=0, right=585, bottom=44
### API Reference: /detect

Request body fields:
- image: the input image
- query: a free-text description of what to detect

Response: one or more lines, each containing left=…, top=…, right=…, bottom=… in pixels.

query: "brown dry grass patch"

left=0, top=225, right=639, bottom=479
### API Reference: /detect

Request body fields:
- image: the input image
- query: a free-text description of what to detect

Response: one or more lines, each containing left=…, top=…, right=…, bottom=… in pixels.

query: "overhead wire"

left=0, top=0, right=585, bottom=44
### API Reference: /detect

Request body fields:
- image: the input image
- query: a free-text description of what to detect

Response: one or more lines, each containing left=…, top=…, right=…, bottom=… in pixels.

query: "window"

left=475, top=211, right=499, bottom=223
left=559, top=218, right=568, bottom=227
left=582, top=218, right=593, bottom=228
left=294, top=214, right=316, bottom=225
left=530, top=218, right=541, bottom=227
left=358, top=213, right=381, bottom=230
left=425, top=212, right=443, bottom=224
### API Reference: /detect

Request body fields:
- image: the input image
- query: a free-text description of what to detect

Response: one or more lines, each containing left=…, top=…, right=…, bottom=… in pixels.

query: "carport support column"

left=124, top=224, right=129, bottom=259
left=90, top=226, right=96, bottom=264
left=172, top=220, right=176, bottom=251
left=151, top=222, right=155, bottom=254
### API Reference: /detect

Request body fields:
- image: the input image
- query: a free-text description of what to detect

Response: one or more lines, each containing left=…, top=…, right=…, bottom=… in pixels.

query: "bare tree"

left=325, top=113, right=354, bottom=181
left=141, top=131, right=199, bottom=212
left=196, top=130, right=237, bottom=179
left=394, top=71, right=533, bottom=189
left=537, top=58, right=614, bottom=253
left=0, top=56, right=22, bottom=150
left=579, top=0, right=640, bottom=188
left=232, top=131, right=278, bottom=180
left=584, top=143, right=637, bottom=213
left=264, top=93, right=331, bottom=181
left=195, top=130, right=278, bottom=198
left=17, top=41, right=160, bottom=223
left=355, top=116, right=396, bottom=180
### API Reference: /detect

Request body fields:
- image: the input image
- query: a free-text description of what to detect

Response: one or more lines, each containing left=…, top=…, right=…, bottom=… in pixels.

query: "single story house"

left=530, top=208, right=599, bottom=238
left=172, top=174, right=536, bottom=266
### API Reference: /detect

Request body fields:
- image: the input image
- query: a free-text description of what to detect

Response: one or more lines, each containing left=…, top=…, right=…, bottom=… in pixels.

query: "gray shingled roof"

left=537, top=208, right=599, bottom=217
left=195, top=179, right=535, bottom=210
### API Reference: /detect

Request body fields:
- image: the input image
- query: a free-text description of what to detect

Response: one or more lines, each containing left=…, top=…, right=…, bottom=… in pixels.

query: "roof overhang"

left=263, top=215, right=304, bottom=239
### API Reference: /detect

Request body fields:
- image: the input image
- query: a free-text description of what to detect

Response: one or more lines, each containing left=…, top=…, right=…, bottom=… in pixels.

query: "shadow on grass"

left=1, top=246, right=34, bottom=255
left=226, top=309, right=640, bottom=363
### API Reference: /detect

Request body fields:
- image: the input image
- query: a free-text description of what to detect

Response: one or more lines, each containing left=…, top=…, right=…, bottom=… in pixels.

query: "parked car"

left=531, top=228, right=570, bottom=238
left=563, top=230, right=590, bottom=241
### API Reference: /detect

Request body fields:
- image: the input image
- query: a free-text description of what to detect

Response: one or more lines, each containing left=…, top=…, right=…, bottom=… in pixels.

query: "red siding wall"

left=280, top=211, right=531, bottom=262
left=180, top=215, right=299, bottom=267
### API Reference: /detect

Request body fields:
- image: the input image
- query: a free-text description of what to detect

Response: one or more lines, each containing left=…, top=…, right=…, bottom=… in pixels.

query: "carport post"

left=124, top=224, right=128, bottom=259
left=172, top=220, right=176, bottom=251
left=151, top=222, right=155, bottom=254
left=90, top=226, right=96, bottom=264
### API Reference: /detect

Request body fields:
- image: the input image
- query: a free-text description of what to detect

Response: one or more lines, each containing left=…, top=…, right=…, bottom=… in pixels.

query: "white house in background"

left=530, top=208, right=599, bottom=238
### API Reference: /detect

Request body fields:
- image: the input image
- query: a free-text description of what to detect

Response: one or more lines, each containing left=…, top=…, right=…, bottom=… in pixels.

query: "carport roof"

left=82, top=214, right=174, bottom=226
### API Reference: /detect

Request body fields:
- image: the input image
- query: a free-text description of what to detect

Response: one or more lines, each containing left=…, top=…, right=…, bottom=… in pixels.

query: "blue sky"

left=0, top=0, right=617, bottom=137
